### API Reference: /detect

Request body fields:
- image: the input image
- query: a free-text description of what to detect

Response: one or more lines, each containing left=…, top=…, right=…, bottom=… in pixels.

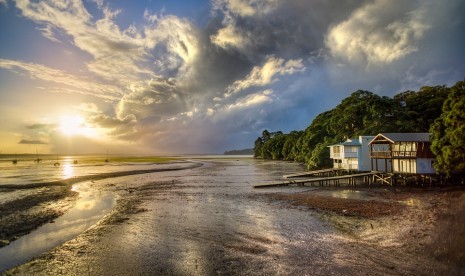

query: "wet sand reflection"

left=0, top=182, right=116, bottom=271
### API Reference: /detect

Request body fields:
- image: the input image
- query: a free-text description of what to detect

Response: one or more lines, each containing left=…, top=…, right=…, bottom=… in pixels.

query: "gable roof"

left=341, top=138, right=361, bottom=146
left=329, top=136, right=376, bottom=147
left=369, top=133, right=431, bottom=144
left=328, top=138, right=360, bottom=147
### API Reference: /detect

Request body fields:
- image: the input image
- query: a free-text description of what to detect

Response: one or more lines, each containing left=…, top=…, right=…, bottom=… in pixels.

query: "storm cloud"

left=1, top=0, right=464, bottom=154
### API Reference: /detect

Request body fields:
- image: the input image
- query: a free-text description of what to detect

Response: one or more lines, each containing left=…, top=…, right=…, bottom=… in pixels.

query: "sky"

left=0, top=0, right=464, bottom=155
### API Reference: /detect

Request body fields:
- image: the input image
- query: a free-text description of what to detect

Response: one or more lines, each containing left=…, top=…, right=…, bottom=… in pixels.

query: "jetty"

left=254, top=171, right=379, bottom=188
left=283, top=168, right=344, bottom=178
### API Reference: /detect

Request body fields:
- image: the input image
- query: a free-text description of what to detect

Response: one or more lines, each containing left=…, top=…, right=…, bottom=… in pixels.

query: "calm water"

left=0, top=154, right=202, bottom=271
left=0, top=155, right=188, bottom=186
left=0, top=182, right=116, bottom=271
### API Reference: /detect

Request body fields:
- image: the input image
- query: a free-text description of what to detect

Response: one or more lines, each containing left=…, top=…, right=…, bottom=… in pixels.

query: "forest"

left=253, top=79, right=465, bottom=176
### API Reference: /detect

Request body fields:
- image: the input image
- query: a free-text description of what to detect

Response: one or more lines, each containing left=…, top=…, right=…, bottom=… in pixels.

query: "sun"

left=59, top=115, right=96, bottom=137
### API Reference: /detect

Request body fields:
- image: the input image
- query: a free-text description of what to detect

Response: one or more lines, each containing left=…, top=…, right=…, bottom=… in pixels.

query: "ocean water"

left=0, top=154, right=200, bottom=270
left=0, top=155, right=188, bottom=186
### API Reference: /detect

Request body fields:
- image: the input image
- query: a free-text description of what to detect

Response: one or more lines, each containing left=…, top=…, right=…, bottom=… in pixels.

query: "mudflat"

left=2, top=159, right=464, bottom=275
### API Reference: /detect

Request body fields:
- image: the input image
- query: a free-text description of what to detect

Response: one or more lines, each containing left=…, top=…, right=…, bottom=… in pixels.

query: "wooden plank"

left=254, top=172, right=377, bottom=188
left=283, top=168, right=342, bottom=178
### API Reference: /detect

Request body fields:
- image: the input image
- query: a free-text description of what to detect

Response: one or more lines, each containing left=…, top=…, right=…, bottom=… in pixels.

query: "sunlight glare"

left=59, top=115, right=97, bottom=137
left=62, top=163, right=74, bottom=179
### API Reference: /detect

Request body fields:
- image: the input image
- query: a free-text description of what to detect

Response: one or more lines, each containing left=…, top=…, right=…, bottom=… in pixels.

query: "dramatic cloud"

left=227, top=89, right=274, bottom=109
left=225, top=57, right=304, bottom=96
left=210, top=24, right=249, bottom=50
left=1, top=0, right=464, bottom=154
left=326, top=0, right=430, bottom=65
left=15, top=0, right=149, bottom=83
left=0, top=59, right=123, bottom=100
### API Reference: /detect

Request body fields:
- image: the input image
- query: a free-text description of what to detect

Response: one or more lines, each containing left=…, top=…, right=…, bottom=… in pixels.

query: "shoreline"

left=2, top=159, right=464, bottom=274
left=0, top=160, right=201, bottom=189
left=0, top=161, right=202, bottom=248
left=266, top=185, right=465, bottom=273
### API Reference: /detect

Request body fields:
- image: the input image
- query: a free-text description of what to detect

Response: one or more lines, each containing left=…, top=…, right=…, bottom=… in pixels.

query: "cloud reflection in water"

left=0, top=182, right=116, bottom=272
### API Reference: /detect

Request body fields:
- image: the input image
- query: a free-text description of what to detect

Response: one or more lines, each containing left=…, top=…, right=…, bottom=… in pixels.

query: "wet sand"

left=0, top=161, right=201, bottom=248
left=2, top=159, right=465, bottom=275
left=0, top=186, right=78, bottom=247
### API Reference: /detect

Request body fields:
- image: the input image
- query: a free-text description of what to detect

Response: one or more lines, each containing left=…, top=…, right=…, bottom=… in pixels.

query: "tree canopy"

left=430, top=80, right=465, bottom=177
left=254, top=81, right=456, bottom=170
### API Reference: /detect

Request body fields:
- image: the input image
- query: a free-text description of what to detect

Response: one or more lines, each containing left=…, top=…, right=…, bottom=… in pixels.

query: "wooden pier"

left=254, top=172, right=378, bottom=188
left=283, top=168, right=344, bottom=178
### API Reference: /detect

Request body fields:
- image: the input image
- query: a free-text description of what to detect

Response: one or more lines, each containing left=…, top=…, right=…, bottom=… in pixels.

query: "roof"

left=341, top=139, right=361, bottom=146
left=328, top=138, right=361, bottom=147
left=369, top=133, right=431, bottom=144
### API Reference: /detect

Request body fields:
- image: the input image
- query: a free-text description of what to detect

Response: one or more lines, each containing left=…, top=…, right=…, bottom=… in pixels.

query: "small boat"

left=54, top=154, right=60, bottom=166
left=104, top=150, right=109, bottom=163
left=34, top=148, right=42, bottom=163
left=12, top=153, right=18, bottom=165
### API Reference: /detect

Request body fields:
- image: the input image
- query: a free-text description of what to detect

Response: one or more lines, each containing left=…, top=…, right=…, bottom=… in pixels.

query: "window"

left=346, top=146, right=358, bottom=153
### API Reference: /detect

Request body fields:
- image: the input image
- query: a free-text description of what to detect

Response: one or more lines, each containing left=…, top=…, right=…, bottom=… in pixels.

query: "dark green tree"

left=307, top=139, right=335, bottom=169
left=395, top=85, right=450, bottom=132
left=254, top=130, right=285, bottom=159
left=266, top=133, right=287, bottom=160
left=293, top=110, right=333, bottom=165
left=430, top=79, right=465, bottom=176
left=253, top=137, right=264, bottom=158
left=281, top=131, right=303, bottom=160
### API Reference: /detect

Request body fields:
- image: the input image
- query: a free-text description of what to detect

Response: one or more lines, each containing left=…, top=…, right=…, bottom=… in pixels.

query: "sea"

left=0, top=154, right=188, bottom=187
left=0, top=154, right=211, bottom=271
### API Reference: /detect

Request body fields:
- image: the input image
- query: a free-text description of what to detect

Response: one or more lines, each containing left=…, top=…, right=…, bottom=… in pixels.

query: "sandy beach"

left=1, top=158, right=464, bottom=275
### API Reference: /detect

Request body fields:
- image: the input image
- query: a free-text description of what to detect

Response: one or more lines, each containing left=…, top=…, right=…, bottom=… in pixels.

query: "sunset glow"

left=0, top=0, right=463, bottom=154
left=59, top=116, right=84, bottom=136
left=59, top=115, right=97, bottom=137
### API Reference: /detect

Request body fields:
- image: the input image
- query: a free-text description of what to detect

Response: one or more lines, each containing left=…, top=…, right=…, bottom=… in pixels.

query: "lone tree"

left=430, top=79, right=465, bottom=177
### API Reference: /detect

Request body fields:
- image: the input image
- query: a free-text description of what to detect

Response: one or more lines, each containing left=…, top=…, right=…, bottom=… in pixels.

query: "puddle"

left=403, top=198, right=425, bottom=207
left=312, top=189, right=369, bottom=200
left=0, top=182, right=116, bottom=271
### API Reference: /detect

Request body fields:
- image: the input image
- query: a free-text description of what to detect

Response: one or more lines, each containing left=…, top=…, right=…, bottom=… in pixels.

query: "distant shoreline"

left=0, top=161, right=202, bottom=189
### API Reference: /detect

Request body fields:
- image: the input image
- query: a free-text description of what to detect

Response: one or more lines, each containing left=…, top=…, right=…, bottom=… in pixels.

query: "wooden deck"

left=283, top=168, right=343, bottom=178
left=254, top=172, right=378, bottom=188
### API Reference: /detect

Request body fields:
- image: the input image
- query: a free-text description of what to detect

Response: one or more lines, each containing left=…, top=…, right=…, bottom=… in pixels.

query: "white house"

left=369, top=133, right=436, bottom=174
left=328, top=136, right=374, bottom=171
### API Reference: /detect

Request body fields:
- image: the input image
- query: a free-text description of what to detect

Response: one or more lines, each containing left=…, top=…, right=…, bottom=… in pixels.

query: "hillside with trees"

left=430, top=80, right=465, bottom=177
left=254, top=80, right=463, bottom=176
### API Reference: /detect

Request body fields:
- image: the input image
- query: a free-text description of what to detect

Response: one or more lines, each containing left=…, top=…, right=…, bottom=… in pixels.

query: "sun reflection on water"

left=62, top=163, right=74, bottom=179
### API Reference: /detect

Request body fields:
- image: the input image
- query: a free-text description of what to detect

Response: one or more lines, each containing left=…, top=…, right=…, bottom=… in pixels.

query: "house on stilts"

left=368, top=133, right=436, bottom=174
left=327, top=133, right=438, bottom=185
left=328, top=136, right=374, bottom=171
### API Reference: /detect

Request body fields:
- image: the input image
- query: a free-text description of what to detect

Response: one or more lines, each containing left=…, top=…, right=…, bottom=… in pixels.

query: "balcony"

left=371, top=151, right=391, bottom=158
left=331, top=152, right=358, bottom=159
left=392, top=151, right=416, bottom=157
left=372, top=151, right=418, bottom=158
left=343, top=152, right=358, bottom=158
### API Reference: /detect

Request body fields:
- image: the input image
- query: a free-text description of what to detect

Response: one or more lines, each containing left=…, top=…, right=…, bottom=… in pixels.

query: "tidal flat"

left=1, top=157, right=464, bottom=275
